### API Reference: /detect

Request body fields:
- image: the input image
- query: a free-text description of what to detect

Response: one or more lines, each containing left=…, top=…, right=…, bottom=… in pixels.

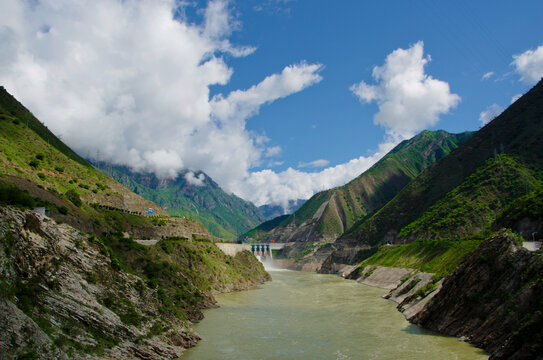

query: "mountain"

left=93, top=164, right=266, bottom=241
left=321, top=79, right=543, bottom=271
left=0, top=87, right=169, bottom=223
left=242, top=130, right=471, bottom=252
left=0, top=87, right=269, bottom=358
left=258, top=199, right=306, bottom=220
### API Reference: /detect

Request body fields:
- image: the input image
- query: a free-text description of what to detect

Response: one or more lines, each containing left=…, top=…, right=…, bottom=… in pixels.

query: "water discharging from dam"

left=183, top=270, right=488, bottom=360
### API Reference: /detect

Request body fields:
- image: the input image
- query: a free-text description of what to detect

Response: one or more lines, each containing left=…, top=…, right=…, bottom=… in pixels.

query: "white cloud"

left=482, top=71, right=494, bottom=80
left=298, top=159, right=330, bottom=168
left=0, top=4, right=461, bottom=211
left=512, top=44, right=543, bottom=84
left=231, top=140, right=397, bottom=208
left=265, top=146, right=282, bottom=157
left=479, top=104, right=503, bottom=126
left=0, top=0, right=321, bottom=200
left=185, top=171, right=206, bottom=186
left=350, top=41, right=460, bottom=140
left=511, top=94, right=522, bottom=104
left=210, top=62, right=323, bottom=126
left=231, top=42, right=461, bottom=210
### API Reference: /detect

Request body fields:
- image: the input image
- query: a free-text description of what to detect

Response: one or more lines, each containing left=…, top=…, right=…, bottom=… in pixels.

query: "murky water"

left=183, top=270, right=488, bottom=360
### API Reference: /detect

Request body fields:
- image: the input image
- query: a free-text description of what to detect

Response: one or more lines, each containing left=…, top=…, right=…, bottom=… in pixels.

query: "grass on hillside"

left=0, top=111, right=119, bottom=201
left=496, top=186, right=543, bottom=226
left=398, top=155, right=541, bottom=241
left=0, top=86, right=89, bottom=167
left=97, top=232, right=269, bottom=321
left=360, top=235, right=487, bottom=277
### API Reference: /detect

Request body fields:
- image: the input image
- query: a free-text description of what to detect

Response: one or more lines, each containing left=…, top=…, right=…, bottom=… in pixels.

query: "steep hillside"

left=0, top=88, right=271, bottom=358
left=0, top=206, right=269, bottom=359
left=0, top=86, right=168, bottom=219
left=397, top=155, right=541, bottom=242
left=493, top=185, right=543, bottom=237
left=321, top=80, right=543, bottom=270
left=243, top=130, right=471, bottom=255
left=94, top=164, right=265, bottom=240
left=410, top=231, right=543, bottom=360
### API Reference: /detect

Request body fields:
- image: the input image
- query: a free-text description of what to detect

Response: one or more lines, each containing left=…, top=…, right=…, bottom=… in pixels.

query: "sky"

left=1, top=0, right=543, bottom=211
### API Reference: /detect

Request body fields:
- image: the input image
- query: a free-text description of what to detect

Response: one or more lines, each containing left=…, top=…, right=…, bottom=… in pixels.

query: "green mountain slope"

left=321, top=79, right=543, bottom=270
left=95, top=164, right=266, bottom=241
left=0, top=87, right=168, bottom=222
left=397, top=155, right=541, bottom=242
left=0, top=86, right=270, bottom=358
left=242, top=130, right=471, bottom=245
left=0, top=87, right=88, bottom=167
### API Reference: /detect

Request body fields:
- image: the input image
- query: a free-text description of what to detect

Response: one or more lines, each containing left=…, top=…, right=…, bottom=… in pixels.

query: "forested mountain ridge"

left=321, top=79, right=543, bottom=271
left=94, top=164, right=266, bottom=241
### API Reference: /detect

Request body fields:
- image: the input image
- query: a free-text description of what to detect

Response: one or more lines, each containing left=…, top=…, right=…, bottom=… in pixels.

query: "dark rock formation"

left=0, top=206, right=269, bottom=359
left=409, top=230, right=543, bottom=360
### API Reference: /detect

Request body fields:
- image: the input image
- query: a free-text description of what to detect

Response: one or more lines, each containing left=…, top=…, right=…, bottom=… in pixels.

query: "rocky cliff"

left=0, top=206, right=269, bottom=359
left=408, top=231, right=542, bottom=360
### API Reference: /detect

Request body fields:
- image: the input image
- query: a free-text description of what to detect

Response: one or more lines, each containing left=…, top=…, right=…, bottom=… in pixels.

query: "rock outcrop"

left=408, top=231, right=543, bottom=360
left=0, top=206, right=269, bottom=359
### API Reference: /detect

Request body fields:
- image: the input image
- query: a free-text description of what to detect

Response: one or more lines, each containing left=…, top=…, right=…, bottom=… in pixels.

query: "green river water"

left=183, top=269, right=488, bottom=360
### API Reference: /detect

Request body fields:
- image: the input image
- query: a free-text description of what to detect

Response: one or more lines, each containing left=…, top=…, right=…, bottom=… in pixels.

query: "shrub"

left=65, top=189, right=82, bottom=207
left=37, top=173, right=46, bottom=180
left=28, top=160, right=39, bottom=168
left=0, top=181, right=36, bottom=208
left=54, top=166, right=64, bottom=172
left=35, top=153, right=45, bottom=160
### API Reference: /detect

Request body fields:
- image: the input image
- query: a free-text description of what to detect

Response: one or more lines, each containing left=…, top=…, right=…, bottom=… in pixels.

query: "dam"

left=215, top=242, right=285, bottom=259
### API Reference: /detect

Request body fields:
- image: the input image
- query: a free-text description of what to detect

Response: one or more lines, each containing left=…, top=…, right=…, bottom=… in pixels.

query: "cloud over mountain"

left=0, top=0, right=321, bottom=193
left=350, top=41, right=460, bottom=140
left=0, top=2, right=460, bottom=210
left=512, top=44, right=543, bottom=85
left=479, top=104, right=504, bottom=126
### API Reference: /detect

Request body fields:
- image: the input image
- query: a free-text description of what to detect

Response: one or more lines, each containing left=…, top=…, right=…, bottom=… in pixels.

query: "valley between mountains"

left=1, top=80, right=543, bottom=360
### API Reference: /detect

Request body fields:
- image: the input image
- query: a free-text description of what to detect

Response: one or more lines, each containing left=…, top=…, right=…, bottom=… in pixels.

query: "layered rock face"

left=409, top=231, right=543, bottom=360
left=0, top=206, right=269, bottom=359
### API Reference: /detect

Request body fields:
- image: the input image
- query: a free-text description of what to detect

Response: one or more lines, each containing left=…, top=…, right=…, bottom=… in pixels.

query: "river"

left=183, top=269, right=488, bottom=360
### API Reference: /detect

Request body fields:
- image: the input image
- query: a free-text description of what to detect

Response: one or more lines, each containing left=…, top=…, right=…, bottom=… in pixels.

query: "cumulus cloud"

left=185, top=171, right=206, bottom=186
left=479, top=104, right=504, bottom=126
left=234, top=42, right=459, bottom=209
left=350, top=41, right=460, bottom=140
left=298, top=159, right=330, bottom=168
left=0, top=4, right=459, bottom=210
left=231, top=140, right=398, bottom=208
left=0, top=0, right=321, bottom=197
left=512, top=44, right=543, bottom=84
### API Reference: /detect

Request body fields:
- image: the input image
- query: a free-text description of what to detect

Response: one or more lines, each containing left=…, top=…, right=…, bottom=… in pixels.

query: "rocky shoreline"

left=0, top=206, right=269, bottom=359
left=340, top=231, right=543, bottom=360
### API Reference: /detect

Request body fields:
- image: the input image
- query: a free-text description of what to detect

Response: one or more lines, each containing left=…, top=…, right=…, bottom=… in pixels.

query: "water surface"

left=184, top=270, right=488, bottom=360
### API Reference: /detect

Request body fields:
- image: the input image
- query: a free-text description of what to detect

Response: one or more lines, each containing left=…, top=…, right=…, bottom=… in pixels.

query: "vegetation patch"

left=361, top=236, right=485, bottom=277
left=398, top=155, right=541, bottom=241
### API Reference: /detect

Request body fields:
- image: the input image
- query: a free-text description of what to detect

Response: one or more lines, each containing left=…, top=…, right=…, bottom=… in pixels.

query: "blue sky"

left=221, top=0, right=542, bottom=171
left=1, top=0, right=542, bottom=209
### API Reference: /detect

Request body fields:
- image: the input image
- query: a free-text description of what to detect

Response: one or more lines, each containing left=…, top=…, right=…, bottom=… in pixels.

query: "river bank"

left=183, top=270, right=488, bottom=360
left=333, top=231, right=543, bottom=360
